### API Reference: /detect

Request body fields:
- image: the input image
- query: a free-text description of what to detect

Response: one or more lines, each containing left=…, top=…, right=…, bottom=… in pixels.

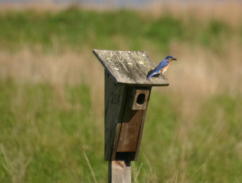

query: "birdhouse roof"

left=93, top=49, right=169, bottom=86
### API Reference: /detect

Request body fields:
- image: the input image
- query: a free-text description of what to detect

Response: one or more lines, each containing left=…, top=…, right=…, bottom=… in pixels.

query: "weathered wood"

left=93, top=49, right=169, bottom=86
left=109, top=161, right=131, bottom=183
left=115, top=87, right=151, bottom=160
left=117, top=110, right=146, bottom=152
left=104, top=67, right=151, bottom=161
left=105, top=71, right=126, bottom=160
left=105, top=83, right=151, bottom=161
left=131, top=88, right=150, bottom=110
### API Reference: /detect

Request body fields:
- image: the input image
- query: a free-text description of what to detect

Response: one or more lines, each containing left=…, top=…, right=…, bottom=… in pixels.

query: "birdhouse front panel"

left=112, top=86, right=151, bottom=161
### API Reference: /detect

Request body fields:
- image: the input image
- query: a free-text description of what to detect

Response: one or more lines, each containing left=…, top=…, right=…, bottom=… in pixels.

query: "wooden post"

left=109, top=161, right=131, bottom=183
left=93, top=50, right=169, bottom=183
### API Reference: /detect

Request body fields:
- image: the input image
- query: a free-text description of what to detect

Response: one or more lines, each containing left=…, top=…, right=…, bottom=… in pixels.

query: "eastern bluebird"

left=147, top=56, right=177, bottom=79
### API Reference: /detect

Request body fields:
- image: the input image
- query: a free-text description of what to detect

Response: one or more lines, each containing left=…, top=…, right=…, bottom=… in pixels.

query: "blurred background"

left=0, top=0, right=242, bottom=182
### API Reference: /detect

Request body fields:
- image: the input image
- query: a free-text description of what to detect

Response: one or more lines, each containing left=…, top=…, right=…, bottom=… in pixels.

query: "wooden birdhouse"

left=93, top=49, right=169, bottom=162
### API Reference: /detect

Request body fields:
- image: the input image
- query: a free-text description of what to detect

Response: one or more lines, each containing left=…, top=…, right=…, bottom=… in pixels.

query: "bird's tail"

left=147, top=70, right=154, bottom=79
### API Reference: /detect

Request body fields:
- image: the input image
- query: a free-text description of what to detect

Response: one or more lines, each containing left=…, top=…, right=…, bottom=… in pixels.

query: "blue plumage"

left=147, top=56, right=177, bottom=79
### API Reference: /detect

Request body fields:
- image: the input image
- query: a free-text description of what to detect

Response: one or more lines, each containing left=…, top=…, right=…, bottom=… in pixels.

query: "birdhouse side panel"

left=105, top=71, right=127, bottom=160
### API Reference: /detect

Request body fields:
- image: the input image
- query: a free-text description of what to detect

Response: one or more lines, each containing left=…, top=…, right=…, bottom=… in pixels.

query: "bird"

left=147, top=56, right=177, bottom=79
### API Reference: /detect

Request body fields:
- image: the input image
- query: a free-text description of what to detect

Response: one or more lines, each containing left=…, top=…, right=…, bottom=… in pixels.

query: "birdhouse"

left=93, top=49, right=169, bottom=161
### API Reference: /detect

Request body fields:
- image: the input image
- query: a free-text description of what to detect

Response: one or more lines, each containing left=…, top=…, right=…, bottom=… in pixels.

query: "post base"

left=108, top=161, right=131, bottom=183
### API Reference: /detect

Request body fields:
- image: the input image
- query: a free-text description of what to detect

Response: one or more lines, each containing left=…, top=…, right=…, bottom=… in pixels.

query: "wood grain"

left=93, top=49, right=169, bottom=86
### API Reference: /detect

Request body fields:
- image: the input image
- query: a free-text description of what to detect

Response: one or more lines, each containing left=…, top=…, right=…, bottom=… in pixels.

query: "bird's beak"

left=172, top=58, right=177, bottom=61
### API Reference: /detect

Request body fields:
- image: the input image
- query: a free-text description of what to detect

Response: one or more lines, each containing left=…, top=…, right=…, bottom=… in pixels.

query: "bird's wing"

left=147, top=60, right=168, bottom=79
left=153, top=60, right=169, bottom=72
left=147, top=70, right=159, bottom=79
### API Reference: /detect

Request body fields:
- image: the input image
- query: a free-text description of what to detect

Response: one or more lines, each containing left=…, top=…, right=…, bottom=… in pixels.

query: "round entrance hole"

left=136, top=93, right=145, bottom=105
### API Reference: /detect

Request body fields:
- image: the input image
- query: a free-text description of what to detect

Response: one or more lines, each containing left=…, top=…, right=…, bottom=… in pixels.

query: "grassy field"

left=0, top=7, right=242, bottom=183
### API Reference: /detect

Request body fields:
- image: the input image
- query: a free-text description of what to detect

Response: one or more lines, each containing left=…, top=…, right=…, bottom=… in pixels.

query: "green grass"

left=0, top=81, right=241, bottom=182
left=0, top=81, right=105, bottom=182
left=0, top=9, right=237, bottom=52
left=187, top=95, right=242, bottom=183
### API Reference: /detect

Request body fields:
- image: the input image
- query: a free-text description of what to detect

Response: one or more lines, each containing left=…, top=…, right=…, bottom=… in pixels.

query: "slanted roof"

left=93, top=49, right=169, bottom=86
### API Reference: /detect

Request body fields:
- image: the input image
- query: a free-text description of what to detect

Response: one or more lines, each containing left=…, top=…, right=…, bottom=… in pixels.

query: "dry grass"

left=146, top=1, right=242, bottom=26
left=0, top=48, right=104, bottom=117
left=0, top=41, right=242, bottom=120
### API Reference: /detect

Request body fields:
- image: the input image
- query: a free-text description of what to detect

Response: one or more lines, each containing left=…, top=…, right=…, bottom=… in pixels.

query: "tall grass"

left=1, top=80, right=241, bottom=182
left=0, top=8, right=242, bottom=182
left=0, top=81, right=106, bottom=182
